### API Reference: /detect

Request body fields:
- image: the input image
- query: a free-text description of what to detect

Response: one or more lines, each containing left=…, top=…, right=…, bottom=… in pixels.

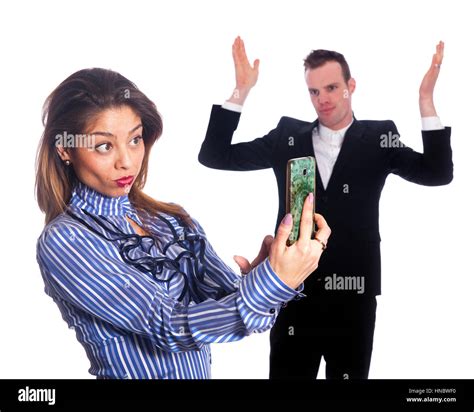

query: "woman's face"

left=58, top=105, right=145, bottom=197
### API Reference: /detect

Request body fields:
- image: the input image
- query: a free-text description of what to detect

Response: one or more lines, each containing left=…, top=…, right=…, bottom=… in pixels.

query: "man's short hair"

left=303, top=50, right=351, bottom=83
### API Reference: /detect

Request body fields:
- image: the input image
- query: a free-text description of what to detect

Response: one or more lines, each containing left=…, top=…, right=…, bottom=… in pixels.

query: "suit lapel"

left=291, top=119, right=326, bottom=194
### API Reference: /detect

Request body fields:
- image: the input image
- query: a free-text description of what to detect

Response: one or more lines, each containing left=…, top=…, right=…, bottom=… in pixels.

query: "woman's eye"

left=95, top=143, right=112, bottom=153
left=131, top=136, right=143, bottom=145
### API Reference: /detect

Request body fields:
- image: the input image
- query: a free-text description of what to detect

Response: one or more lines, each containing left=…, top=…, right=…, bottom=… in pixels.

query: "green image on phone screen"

left=286, top=156, right=316, bottom=245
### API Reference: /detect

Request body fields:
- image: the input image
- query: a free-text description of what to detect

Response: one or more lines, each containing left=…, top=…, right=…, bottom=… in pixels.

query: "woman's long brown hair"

left=35, top=68, right=192, bottom=227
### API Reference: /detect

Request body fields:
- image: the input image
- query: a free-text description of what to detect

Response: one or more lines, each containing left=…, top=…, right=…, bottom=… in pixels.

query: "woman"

left=35, top=68, right=330, bottom=379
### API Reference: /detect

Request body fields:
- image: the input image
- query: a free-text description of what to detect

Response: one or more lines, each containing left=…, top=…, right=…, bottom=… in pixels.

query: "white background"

left=0, top=0, right=472, bottom=379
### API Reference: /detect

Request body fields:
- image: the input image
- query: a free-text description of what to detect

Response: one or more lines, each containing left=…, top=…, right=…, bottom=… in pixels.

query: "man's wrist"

left=227, top=87, right=251, bottom=106
left=419, top=98, right=437, bottom=117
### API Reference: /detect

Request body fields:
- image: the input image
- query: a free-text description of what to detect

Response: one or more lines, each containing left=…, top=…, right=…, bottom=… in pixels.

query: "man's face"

left=305, top=61, right=356, bottom=130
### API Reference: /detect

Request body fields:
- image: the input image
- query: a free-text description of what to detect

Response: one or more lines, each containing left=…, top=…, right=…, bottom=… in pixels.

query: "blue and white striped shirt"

left=36, top=182, right=302, bottom=379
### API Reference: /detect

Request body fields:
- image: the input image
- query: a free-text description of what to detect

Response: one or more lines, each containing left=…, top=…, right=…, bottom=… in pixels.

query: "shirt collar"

left=69, top=180, right=135, bottom=217
left=317, top=119, right=354, bottom=147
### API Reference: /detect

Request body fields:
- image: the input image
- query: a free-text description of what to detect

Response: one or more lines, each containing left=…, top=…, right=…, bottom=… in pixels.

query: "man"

left=198, top=37, right=452, bottom=379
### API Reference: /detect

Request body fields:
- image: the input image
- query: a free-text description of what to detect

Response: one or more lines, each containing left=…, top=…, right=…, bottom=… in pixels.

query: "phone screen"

left=286, top=156, right=316, bottom=245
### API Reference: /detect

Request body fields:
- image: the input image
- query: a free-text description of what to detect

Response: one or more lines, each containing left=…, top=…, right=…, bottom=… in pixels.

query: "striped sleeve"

left=187, top=258, right=302, bottom=343
left=186, top=219, right=302, bottom=342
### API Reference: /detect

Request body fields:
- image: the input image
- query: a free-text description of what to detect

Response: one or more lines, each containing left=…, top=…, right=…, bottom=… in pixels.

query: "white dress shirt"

left=313, top=122, right=352, bottom=189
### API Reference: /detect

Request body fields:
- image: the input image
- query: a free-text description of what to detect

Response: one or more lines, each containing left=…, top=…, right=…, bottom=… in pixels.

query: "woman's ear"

left=56, top=146, right=72, bottom=163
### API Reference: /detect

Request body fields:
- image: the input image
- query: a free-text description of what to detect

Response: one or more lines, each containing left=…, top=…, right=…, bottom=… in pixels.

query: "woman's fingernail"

left=283, top=213, right=292, bottom=225
left=308, top=192, right=314, bottom=203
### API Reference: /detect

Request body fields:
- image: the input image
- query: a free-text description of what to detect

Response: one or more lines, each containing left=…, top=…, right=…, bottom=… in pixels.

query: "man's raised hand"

left=228, top=36, right=260, bottom=105
left=419, top=41, right=444, bottom=117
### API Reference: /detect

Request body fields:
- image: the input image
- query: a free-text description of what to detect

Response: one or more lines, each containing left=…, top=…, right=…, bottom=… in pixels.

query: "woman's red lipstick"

left=115, top=175, right=134, bottom=187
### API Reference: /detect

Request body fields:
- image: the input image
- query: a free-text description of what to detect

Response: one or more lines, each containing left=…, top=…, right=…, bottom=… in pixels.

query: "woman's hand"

left=234, top=193, right=331, bottom=287
left=419, top=41, right=444, bottom=117
left=234, top=235, right=273, bottom=275
left=269, top=193, right=331, bottom=289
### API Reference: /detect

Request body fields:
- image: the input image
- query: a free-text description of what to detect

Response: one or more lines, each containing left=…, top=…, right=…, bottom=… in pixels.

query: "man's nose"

left=318, top=91, right=330, bottom=105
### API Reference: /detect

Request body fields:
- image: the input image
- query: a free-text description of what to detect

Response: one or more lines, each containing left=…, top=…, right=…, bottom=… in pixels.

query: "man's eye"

left=96, top=143, right=112, bottom=153
left=310, top=90, right=319, bottom=96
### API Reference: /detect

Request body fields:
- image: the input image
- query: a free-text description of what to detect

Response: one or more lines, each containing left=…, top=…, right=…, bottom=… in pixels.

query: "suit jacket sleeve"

left=198, top=104, right=281, bottom=171
left=387, top=121, right=453, bottom=186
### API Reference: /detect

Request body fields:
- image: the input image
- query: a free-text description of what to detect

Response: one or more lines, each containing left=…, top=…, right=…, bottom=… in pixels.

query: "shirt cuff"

left=222, top=101, right=243, bottom=113
left=239, top=258, right=304, bottom=316
left=421, top=116, right=444, bottom=131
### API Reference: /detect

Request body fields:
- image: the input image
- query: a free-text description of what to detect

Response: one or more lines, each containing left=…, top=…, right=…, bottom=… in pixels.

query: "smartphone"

left=286, top=156, right=316, bottom=245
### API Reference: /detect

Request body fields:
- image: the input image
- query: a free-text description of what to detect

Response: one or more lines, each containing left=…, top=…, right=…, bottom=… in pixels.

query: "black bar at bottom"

left=0, top=379, right=472, bottom=410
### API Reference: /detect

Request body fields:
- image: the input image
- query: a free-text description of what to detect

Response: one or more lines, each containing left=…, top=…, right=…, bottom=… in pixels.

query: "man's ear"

left=348, top=77, right=356, bottom=94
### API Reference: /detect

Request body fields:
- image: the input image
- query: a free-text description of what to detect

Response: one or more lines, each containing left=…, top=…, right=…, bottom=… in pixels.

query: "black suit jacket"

left=199, top=105, right=453, bottom=297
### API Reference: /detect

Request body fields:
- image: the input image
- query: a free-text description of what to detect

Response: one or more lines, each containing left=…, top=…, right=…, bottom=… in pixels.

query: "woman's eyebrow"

left=90, top=123, right=143, bottom=138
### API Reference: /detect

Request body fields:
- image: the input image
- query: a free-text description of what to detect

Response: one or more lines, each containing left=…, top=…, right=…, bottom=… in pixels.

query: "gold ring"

left=314, top=236, right=327, bottom=250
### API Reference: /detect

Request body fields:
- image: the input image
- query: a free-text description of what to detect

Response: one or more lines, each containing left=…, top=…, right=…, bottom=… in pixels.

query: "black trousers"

left=269, top=293, right=377, bottom=379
